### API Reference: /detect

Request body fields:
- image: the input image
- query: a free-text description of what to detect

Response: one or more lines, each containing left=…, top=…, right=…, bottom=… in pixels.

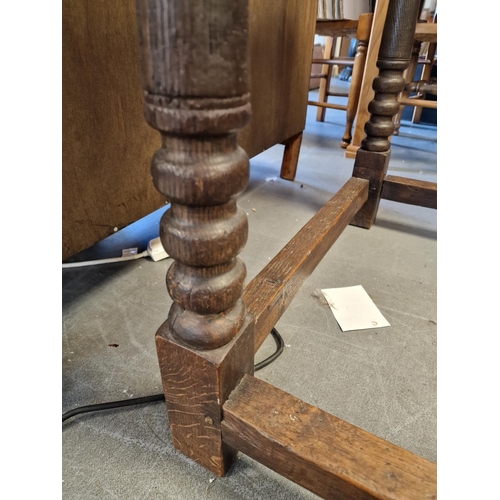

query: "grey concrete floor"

left=62, top=86, right=437, bottom=499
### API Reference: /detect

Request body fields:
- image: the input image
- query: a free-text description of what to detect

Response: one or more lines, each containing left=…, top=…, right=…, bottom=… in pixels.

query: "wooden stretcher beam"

left=315, top=19, right=358, bottom=37
left=328, top=91, right=350, bottom=97
left=312, top=58, right=355, bottom=66
left=308, top=100, right=347, bottom=111
left=381, top=175, right=437, bottom=209
left=397, top=97, right=437, bottom=109
left=242, top=177, right=369, bottom=354
left=222, top=375, right=437, bottom=500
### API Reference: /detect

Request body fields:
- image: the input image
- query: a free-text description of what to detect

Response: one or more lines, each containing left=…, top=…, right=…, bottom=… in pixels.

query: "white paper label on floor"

left=321, top=285, right=390, bottom=332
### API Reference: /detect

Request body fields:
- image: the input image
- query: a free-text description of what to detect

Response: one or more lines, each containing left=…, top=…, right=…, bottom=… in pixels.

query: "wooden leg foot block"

left=345, top=143, right=360, bottom=159
left=350, top=149, right=391, bottom=229
left=156, top=317, right=254, bottom=476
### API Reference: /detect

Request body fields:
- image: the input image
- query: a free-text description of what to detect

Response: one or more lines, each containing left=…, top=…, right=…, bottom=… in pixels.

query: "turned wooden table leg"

left=135, top=0, right=254, bottom=476
left=315, top=36, right=334, bottom=122
left=350, top=0, right=421, bottom=229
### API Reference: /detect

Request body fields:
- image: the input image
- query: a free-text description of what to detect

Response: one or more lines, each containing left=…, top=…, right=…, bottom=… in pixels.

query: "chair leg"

left=341, top=13, right=372, bottom=149
left=344, top=0, right=390, bottom=159
left=315, top=36, right=334, bottom=122
left=280, top=132, right=303, bottom=181
left=331, top=36, right=342, bottom=78
left=393, top=40, right=421, bottom=135
left=412, top=41, right=437, bottom=124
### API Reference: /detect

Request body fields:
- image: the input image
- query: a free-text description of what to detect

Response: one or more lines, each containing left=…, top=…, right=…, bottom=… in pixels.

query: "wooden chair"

left=134, top=0, right=437, bottom=497
left=308, top=0, right=392, bottom=152
left=409, top=3, right=437, bottom=126
left=345, top=5, right=437, bottom=158
left=309, top=13, right=374, bottom=148
left=393, top=16, right=437, bottom=135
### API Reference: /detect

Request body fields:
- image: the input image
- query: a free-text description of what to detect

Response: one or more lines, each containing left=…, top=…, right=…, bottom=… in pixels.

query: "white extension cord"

left=62, top=237, right=169, bottom=269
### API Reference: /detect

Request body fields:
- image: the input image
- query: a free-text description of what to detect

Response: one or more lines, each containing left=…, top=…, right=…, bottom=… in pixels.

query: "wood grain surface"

left=381, top=175, right=437, bottom=209
left=238, top=0, right=317, bottom=159
left=62, top=0, right=164, bottom=260
left=280, top=132, right=303, bottom=181
left=350, top=150, right=391, bottom=229
left=156, top=318, right=254, bottom=476
left=315, top=19, right=359, bottom=37
left=136, top=0, right=256, bottom=475
left=242, top=177, right=369, bottom=353
left=135, top=0, right=252, bottom=350
left=222, top=375, right=437, bottom=500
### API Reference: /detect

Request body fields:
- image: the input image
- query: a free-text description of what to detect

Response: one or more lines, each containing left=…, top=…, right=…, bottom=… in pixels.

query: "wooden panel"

left=62, top=0, right=317, bottom=259
left=222, top=375, right=437, bottom=500
left=238, top=0, right=317, bottom=159
left=242, top=177, right=369, bottom=353
left=381, top=175, right=437, bottom=209
left=62, top=0, right=164, bottom=260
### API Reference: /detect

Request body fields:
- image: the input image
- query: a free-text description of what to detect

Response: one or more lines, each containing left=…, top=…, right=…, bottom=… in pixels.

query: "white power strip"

left=62, top=237, right=169, bottom=268
left=146, top=237, right=169, bottom=261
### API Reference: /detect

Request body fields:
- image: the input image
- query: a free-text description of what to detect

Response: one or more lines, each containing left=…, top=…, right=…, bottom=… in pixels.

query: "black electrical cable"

left=63, top=327, right=284, bottom=423
left=62, top=394, right=165, bottom=423
left=253, top=327, right=284, bottom=371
